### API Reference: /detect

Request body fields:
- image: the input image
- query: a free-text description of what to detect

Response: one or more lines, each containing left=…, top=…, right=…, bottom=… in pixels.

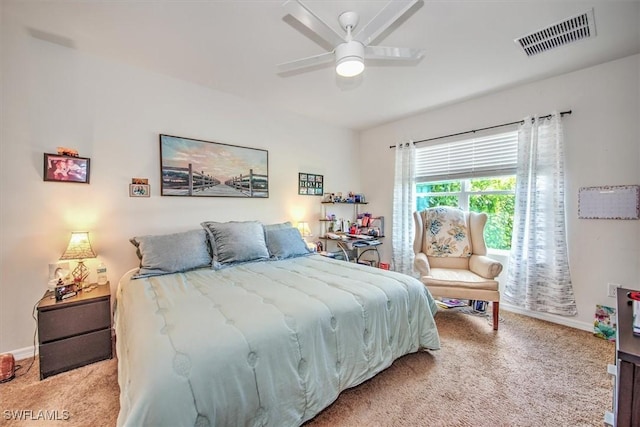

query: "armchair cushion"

left=423, top=207, right=471, bottom=258
left=424, top=268, right=499, bottom=290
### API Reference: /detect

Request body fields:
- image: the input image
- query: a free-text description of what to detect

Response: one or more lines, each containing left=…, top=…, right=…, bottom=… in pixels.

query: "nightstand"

left=37, top=284, right=112, bottom=379
left=607, top=289, right=640, bottom=426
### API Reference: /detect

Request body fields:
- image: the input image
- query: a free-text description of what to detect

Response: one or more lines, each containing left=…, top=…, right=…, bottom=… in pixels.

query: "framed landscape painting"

left=159, top=134, right=268, bottom=198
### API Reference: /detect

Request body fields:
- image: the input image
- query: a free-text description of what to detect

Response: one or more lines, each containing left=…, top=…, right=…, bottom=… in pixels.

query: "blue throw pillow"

left=265, top=227, right=312, bottom=260
left=130, top=229, right=212, bottom=278
left=201, top=221, right=270, bottom=269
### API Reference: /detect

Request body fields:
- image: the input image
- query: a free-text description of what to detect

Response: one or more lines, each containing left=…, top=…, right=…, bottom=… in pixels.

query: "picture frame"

left=129, top=184, right=150, bottom=197
left=322, top=193, right=334, bottom=203
left=48, top=262, right=70, bottom=282
left=160, top=134, right=268, bottom=198
left=43, top=153, right=90, bottom=183
left=299, top=173, right=323, bottom=196
left=578, top=185, right=640, bottom=220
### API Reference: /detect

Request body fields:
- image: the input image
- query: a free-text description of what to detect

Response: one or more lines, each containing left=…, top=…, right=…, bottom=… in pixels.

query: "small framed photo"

left=43, top=153, right=90, bottom=183
left=299, top=173, right=323, bottom=196
left=129, top=184, right=150, bottom=197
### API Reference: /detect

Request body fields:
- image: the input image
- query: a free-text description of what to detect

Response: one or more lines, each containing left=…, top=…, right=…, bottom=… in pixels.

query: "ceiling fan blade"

left=283, top=0, right=345, bottom=48
left=354, top=0, right=419, bottom=47
left=277, top=51, right=334, bottom=73
left=364, top=45, right=425, bottom=60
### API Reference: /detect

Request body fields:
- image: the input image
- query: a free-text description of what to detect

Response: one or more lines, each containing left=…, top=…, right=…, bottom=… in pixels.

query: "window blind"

left=415, top=131, right=518, bottom=182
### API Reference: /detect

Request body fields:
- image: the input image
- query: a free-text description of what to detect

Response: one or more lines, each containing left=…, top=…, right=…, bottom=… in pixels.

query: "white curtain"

left=504, top=113, right=577, bottom=316
left=392, top=142, right=416, bottom=275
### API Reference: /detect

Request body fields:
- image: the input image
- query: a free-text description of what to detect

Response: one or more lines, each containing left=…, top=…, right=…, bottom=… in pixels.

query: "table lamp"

left=296, top=222, right=312, bottom=238
left=59, top=231, right=97, bottom=288
left=296, top=221, right=316, bottom=251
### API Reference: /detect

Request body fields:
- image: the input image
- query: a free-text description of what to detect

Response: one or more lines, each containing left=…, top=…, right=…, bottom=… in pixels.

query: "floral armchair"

left=413, top=207, right=503, bottom=330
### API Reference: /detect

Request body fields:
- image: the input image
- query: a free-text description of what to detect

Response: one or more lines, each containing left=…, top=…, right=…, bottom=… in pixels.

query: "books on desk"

left=350, top=239, right=381, bottom=247
left=325, top=233, right=380, bottom=245
left=325, top=233, right=348, bottom=241
left=346, top=233, right=374, bottom=240
left=318, top=251, right=336, bottom=258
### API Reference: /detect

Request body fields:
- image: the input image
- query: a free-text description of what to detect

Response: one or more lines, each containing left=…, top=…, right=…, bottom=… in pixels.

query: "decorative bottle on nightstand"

left=96, top=263, right=108, bottom=285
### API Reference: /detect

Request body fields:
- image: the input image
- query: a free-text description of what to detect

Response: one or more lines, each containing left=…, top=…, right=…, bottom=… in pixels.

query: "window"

left=415, top=131, right=518, bottom=250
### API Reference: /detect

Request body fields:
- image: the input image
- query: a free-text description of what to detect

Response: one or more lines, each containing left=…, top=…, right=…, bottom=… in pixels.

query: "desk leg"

left=356, top=248, right=381, bottom=265
left=336, top=242, right=350, bottom=262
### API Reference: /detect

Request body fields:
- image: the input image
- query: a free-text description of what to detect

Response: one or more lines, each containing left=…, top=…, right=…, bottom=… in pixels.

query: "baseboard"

left=501, top=303, right=593, bottom=332
left=6, top=345, right=37, bottom=362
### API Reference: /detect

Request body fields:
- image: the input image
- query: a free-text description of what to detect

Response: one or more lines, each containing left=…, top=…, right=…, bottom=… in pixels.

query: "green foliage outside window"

left=416, top=195, right=458, bottom=210
left=417, top=182, right=461, bottom=193
left=416, top=177, right=515, bottom=250
left=416, top=182, right=460, bottom=210
left=470, top=194, right=514, bottom=250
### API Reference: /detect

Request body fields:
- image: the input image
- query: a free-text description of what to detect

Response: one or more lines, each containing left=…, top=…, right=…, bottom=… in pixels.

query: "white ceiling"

left=7, top=0, right=640, bottom=131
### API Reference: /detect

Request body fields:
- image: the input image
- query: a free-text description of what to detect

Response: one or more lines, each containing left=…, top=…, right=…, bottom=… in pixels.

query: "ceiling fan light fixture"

left=335, top=41, right=364, bottom=77
left=278, top=1, right=424, bottom=77
left=336, top=57, right=364, bottom=77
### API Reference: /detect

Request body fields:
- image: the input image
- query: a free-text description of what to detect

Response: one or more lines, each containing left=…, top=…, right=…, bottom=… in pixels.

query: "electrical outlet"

left=607, top=283, right=621, bottom=298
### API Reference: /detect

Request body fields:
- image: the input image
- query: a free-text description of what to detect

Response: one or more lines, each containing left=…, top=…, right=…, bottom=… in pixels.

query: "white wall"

left=0, top=17, right=359, bottom=354
left=360, top=54, right=640, bottom=331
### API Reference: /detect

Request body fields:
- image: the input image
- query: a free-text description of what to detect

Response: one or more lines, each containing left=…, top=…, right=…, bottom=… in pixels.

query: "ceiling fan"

left=277, top=0, right=425, bottom=78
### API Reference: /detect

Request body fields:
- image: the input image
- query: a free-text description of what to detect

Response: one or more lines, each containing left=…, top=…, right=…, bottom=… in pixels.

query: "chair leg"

left=492, top=302, right=499, bottom=331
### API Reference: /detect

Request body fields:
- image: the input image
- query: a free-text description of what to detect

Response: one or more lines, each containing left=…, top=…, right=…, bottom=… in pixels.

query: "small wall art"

left=130, top=178, right=150, bottom=197
left=43, top=153, right=90, bottom=184
left=299, top=173, right=323, bottom=196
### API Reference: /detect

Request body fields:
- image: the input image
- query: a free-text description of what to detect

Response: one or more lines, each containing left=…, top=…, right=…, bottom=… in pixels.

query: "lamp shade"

left=60, top=232, right=97, bottom=261
left=296, top=222, right=312, bottom=237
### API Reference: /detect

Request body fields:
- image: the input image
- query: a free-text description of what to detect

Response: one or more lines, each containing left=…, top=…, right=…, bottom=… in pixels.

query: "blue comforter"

left=115, top=255, right=440, bottom=427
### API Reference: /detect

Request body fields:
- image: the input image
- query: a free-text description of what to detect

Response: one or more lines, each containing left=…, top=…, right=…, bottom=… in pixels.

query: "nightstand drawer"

left=39, top=328, right=112, bottom=379
left=38, top=298, right=110, bottom=343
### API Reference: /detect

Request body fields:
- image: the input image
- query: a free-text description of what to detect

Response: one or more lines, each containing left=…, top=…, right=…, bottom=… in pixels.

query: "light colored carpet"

left=0, top=309, right=614, bottom=426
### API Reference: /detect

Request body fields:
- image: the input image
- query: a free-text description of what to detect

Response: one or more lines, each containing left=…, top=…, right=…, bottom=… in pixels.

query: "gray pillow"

left=201, top=221, right=270, bottom=269
left=263, top=221, right=293, bottom=231
left=265, top=226, right=312, bottom=260
left=130, top=229, right=212, bottom=278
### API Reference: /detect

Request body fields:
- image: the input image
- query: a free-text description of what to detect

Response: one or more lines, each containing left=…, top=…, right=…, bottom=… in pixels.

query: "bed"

left=115, top=222, right=440, bottom=427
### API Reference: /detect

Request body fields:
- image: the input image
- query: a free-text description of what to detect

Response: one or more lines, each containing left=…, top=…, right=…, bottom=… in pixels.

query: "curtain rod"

left=388, top=110, right=572, bottom=149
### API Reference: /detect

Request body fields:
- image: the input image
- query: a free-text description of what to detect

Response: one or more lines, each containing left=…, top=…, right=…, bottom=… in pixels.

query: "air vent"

left=515, top=8, right=596, bottom=57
